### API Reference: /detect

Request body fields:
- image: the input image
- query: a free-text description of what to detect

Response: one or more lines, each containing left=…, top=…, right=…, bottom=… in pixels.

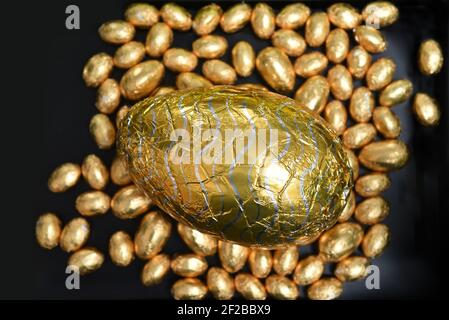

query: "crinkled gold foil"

left=118, top=86, right=352, bottom=248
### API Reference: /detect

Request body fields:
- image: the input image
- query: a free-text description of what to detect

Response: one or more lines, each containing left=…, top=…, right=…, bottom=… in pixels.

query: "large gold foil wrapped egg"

left=118, top=86, right=352, bottom=247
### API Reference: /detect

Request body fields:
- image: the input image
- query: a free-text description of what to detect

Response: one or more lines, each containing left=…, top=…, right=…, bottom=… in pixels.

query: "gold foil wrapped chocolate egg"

left=118, top=86, right=353, bottom=248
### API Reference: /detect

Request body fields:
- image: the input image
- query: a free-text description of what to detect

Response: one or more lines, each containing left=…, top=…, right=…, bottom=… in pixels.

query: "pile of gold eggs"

left=36, top=2, right=443, bottom=300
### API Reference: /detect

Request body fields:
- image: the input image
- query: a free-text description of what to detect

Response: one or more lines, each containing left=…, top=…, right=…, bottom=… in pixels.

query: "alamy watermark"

left=65, top=5, right=80, bottom=30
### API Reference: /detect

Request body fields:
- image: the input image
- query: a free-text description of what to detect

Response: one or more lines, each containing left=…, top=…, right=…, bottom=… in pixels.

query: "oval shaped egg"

left=327, top=3, right=362, bottom=29
left=354, top=26, right=387, bottom=53
left=362, top=224, right=390, bottom=257
left=193, top=3, right=222, bottom=35
left=319, top=222, right=363, bottom=262
left=362, top=1, right=399, bottom=27
left=98, top=20, right=135, bottom=44
left=294, top=51, right=328, bottom=77
left=326, top=28, right=349, bottom=64
left=342, top=123, right=376, bottom=149
left=68, top=247, right=104, bottom=275
left=134, top=210, right=171, bottom=260
left=81, top=154, right=109, bottom=190
left=293, top=255, right=324, bottom=286
left=273, top=246, right=299, bottom=276
left=324, top=100, right=347, bottom=136
left=272, top=29, right=306, bottom=57
left=276, top=3, right=310, bottom=29
left=305, top=12, right=330, bottom=47
left=48, top=163, right=81, bottom=193
left=176, top=72, right=212, bottom=90
left=113, top=41, right=145, bottom=69
left=89, top=114, right=116, bottom=149
left=355, top=196, right=389, bottom=225
left=75, top=191, right=110, bottom=217
left=355, top=173, right=391, bottom=197
left=232, top=41, right=255, bottom=77
left=141, top=254, right=171, bottom=286
left=202, top=59, right=237, bottom=85
left=412, top=93, right=441, bottom=126
left=294, top=75, right=330, bottom=113
left=36, top=213, right=62, bottom=249
left=171, top=278, right=207, bottom=300
left=145, top=22, right=173, bottom=57
left=372, top=106, right=401, bottom=138
left=307, top=277, right=343, bottom=300
left=327, top=65, right=353, bottom=101
left=111, top=185, right=151, bottom=219
left=109, top=231, right=134, bottom=267
left=192, top=35, right=228, bottom=59
left=171, top=253, right=208, bottom=277
left=249, top=249, right=272, bottom=278
left=251, top=3, right=275, bottom=40
left=418, top=39, right=444, bottom=75
left=256, top=47, right=295, bottom=93
left=347, top=45, right=372, bottom=79
left=379, top=79, right=413, bottom=107
left=235, top=273, right=267, bottom=300
left=96, top=79, right=120, bottom=114
left=265, top=275, right=299, bottom=300
left=349, top=87, right=375, bottom=123
left=207, top=267, right=235, bottom=300
left=218, top=241, right=249, bottom=273
left=163, top=48, right=197, bottom=73
left=178, top=223, right=217, bottom=256
left=120, top=60, right=165, bottom=100
left=125, top=3, right=159, bottom=28
left=118, top=86, right=353, bottom=248
left=335, top=256, right=369, bottom=281
left=358, top=139, right=409, bottom=171
left=82, top=53, right=113, bottom=88
left=60, top=217, right=90, bottom=252
left=220, top=3, right=252, bottom=33
left=366, top=58, right=396, bottom=91
left=160, top=3, right=192, bottom=31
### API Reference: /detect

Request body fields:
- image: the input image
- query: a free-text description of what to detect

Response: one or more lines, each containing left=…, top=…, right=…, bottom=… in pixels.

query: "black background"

left=1, top=0, right=447, bottom=300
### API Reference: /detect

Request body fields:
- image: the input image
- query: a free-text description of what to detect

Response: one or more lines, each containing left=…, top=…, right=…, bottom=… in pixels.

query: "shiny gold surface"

left=82, top=53, right=114, bottom=88
left=265, top=275, right=299, bottom=300
left=413, top=93, right=441, bottom=126
left=232, top=41, right=255, bottom=77
left=220, top=3, right=252, bottom=33
left=134, top=210, right=171, bottom=259
left=362, top=224, right=390, bottom=257
left=109, top=231, right=135, bottom=267
left=60, top=217, right=90, bottom=252
left=358, top=139, right=409, bottom=171
left=327, top=65, right=353, bottom=101
left=327, top=3, right=362, bottom=29
left=362, top=2, right=399, bottom=27
left=125, top=3, right=159, bottom=28
left=373, top=106, right=401, bottom=138
left=307, top=277, right=343, bottom=300
left=338, top=190, right=355, bottom=222
left=319, top=222, right=363, bottom=262
left=98, top=20, right=135, bottom=44
left=141, top=253, right=170, bottom=285
left=110, top=154, right=131, bottom=186
left=111, top=185, right=151, bottom=219
left=152, top=86, right=176, bottom=97
left=176, top=72, right=212, bottom=90
left=251, top=3, right=275, bottom=40
left=355, top=196, right=389, bottom=225
left=344, top=148, right=359, bottom=181
left=326, top=28, right=349, bottom=63
left=234, top=273, right=267, bottom=300
left=171, top=253, right=208, bottom=277
left=160, top=3, right=192, bottom=31
left=163, top=48, right=198, bottom=73
left=118, top=86, right=353, bottom=247
left=305, top=12, right=330, bottom=47
left=171, top=278, right=207, bottom=300
left=294, top=51, right=328, bottom=78
left=120, top=60, right=165, bottom=100
left=276, top=3, right=310, bottom=29
left=273, top=246, right=298, bottom=276
left=113, top=41, right=145, bottom=69
left=75, top=191, right=110, bottom=217
left=115, top=105, right=130, bottom=129
left=36, top=213, right=62, bottom=250
left=145, top=22, right=173, bottom=57
left=324, top=100, right=347, bottom=136
left=256, top=47, right=295, bottom=93
left=293, top=255, right=324, bottom=286
left=347, top=45, right=371, bottom=79
left=96, top=79, right=121, bottom=114
left=349, top=87, right=375, bottom=123
left=68, top=247, right=104, bottom=275
left=354, top=26, right=387, bottom=53
left=178, top=223, right=217, bottom=256
left=48, top=163, right=81, bottom=193
left=193, top=4, right=222, bottom=35
left=207, top=267, right=235, bottom=300
left=192, top=35, right=228, bottom=59
left=335, top=256, right=369, bottom=281
left=272, top=29, right=306, bottom=57
left=418, top=39, right=444, bottom=75
left=355, top=173, right=391, bottom=197
left=202, top=59, right=237, bottom=85
left=366, top=58, right=396, bottom=91
left=89, top=114, right=116, bottom=149
left=248, top=249, right=272, bottom=278
left=81, top=154, right=109, bottom=190
left=342, top=123, right=376, bottom=149
left=218, top=241, right=249, bottom=273
left=294, top=75, right=330, bottom=113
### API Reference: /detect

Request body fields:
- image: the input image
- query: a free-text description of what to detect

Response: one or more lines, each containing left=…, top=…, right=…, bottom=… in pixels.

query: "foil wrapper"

left=118, top=86, right=352, bottom=248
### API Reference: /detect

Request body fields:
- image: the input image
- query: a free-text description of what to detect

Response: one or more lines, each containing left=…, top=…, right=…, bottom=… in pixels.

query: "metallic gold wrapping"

left=118, top=86, right=352, bottom=248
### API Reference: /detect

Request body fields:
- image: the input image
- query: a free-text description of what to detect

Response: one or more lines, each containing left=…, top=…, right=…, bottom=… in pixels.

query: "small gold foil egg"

left=75, top=191, right=110, bottom=217
left=248, top=249, right=272, bottom=278
left=82, top=53, right=113, bottom=87
left=418, top=39, right=444, bottom=75
left=294, top=51, right=328, bottom=77
left=293, top=255, right=324, bottom=286
left=207, top=267, right=235, bottom=300
left=326, top=28, right=350, bottom=64
left=358, top=140, right=409, bottom=171
left=354, top=26, right=387, bottom=53
left=362, top=224, right=390, bottom=257
left=109, top=231, right=135, bottom=267
left=125, top=3, right=159, bottom=28
left=372, top=106, right=401, bottom=138
left=324, top=100, right=347, bottom=136
left=141, top=254, right=171, bottom=286
left=412, top=93, right=441, bottom=126
left=319, top=222, right=364, bottom=262
left=366, top=58, right=396, bottom=91
left=36, top=213, right=62, bottom=249
left=120, top=60, right=165, bottom=100
left=171, top=278, right=207, bottom=300
left=220, top=3, right=252, bottom=33
left=60, top=217, right=90, bottom=253
left=218, top=241, right=249, bottom=273
left=347, top=45, right=372, bottom=79
left=251, top=3, right=276, bottom=39
left=192, top=35, right=228, bottom=59
left=177, top=223, right=217, bottom=256
left=276, top=3, right=310, bottom=29
left=272, top=29, right=306, bottom=57
left=98, top=20, right=135, bottom=44
left=232, top=41, right=255, bottom=77
left=171, top=253, right=208, bottom=277
left=81, top=154, right=109, bottom=190
left=273, top=246, right=299, bottom=276
left=355, top=173, right=391, bottom=197
left=355, top=196, right=389, bottom=225
left=145, top=22, right=173, bottom=57
left=48, top=163, right=81, bottom=193
left=307, top=277, right=343, bottom=300
left=294, top=75, right=330, bottom=113
left=265, top=275, right=299, bottom=300
left=193, top=3, right=223, bottom=35
left=342, top=123, right=377, bottom=149
left=163, top=48, right=198, bottom=73
left=111, top=185, right=151, bottom=219
left=68, top=247, right=104, bottom=275
left=160, top=3, right=192, bottom=31
left=362, top=1, right=399, bottom=27
left=349, top=87, right=375, bottom=123
left=327, top=3, right=362, bottom=29
left=335, top=256, right=369, bottom=281
left=379, top=79, right=413, bottom=107
left=235, top=273, right=267, bottom=300
left=327, top=64, right=353, bottom=101
left=89, top=114, right=116, bottom=149
left=305, top=12, right=330, bottom=47
left=113, top=41, right=146, bottom=69
left=134, top=211, right=171, bottom=260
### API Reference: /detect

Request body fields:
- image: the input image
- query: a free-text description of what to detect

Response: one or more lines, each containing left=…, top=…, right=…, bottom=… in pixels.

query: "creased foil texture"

left=118, top=86, right=353, bottom=248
